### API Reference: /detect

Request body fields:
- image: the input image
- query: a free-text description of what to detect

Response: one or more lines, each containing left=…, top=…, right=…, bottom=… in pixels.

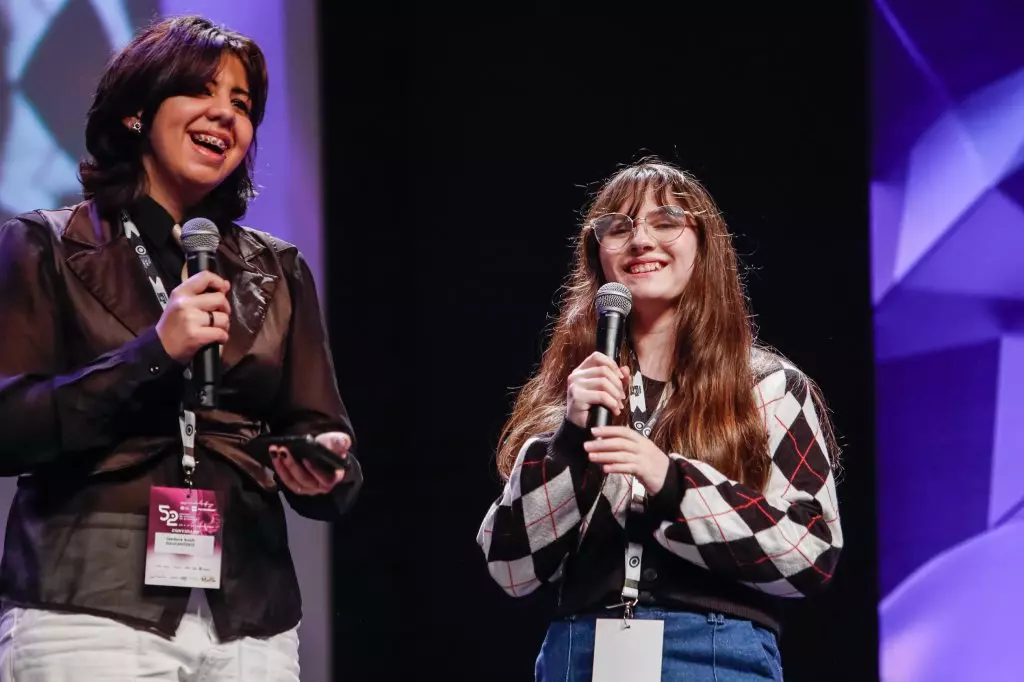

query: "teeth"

left=629, top=262, right=662, bottom=274
left=192, top=133, right=226, bottom=150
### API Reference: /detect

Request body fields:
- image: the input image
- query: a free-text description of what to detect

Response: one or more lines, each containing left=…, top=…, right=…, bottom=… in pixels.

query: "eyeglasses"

left=588, top=205, right=690, bottom=251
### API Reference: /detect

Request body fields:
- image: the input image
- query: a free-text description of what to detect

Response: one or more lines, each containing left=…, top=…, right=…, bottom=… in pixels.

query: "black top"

left=130, top=195, right=186, bottom=287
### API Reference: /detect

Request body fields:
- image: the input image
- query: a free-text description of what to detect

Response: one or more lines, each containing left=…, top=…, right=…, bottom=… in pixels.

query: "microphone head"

left=181, top=218, right=220, bottom=253
left=595, top=282, right=632, bottom=317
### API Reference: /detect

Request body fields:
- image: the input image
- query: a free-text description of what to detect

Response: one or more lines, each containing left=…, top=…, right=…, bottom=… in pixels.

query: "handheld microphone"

left=181, top=218, right=221, bottom=408
left=588, top=282, right=632, bottom=428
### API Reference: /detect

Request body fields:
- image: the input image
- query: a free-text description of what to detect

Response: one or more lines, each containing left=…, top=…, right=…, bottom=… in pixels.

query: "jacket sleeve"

left=268, top=249, right=361, bottom=520
left=0, top=217, right=181, bottom=475
left=476, top=419, right=609, bottom=597
left=647, top=364, right=842, bottom=597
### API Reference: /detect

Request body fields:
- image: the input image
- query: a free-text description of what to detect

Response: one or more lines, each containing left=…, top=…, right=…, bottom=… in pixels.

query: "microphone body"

left=587, top=282, right=633, bottom=429
left=185, top=251, right=220, bottom=408
left=588, top=310, right=627, bottom=428
left=181, top=219, right=222, bottom=409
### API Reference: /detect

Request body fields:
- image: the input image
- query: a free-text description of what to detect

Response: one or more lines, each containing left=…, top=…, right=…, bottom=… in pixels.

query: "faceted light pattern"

left=0, top=0, right=146, bottom=223
left=873, top=1, right=1024, bottom=679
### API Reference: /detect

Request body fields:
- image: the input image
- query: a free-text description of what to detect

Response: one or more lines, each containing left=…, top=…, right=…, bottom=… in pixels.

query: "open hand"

left=585, top=425, right=671, bottom=495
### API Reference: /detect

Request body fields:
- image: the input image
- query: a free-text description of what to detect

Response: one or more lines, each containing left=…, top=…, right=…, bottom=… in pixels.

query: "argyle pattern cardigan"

left=477, top=354, right=842, bottom=601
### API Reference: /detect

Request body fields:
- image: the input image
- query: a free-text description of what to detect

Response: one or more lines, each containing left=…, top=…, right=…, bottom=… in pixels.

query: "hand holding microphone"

left=565, top=353, right=630, bottom=429
left=155, top=218, right=229, bottom=408
left=155, top=272, right=231, bottom=364
left=570, top=282, right=670, bottom=493
left=565, top=283, right=633, bottom=429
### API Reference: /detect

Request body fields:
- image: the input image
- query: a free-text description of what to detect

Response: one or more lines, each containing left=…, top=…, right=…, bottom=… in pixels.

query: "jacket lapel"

left=61, top=204, right=279, bottom=368
left=218, top=227, right=278, bottom=372
left=63, top=203, right=164, bottom=337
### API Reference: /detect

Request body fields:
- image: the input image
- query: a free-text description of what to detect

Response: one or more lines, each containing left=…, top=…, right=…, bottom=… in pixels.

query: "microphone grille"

left=181, top=218, right=220, bottom=253
left=595, top=282, right=632, bottom=317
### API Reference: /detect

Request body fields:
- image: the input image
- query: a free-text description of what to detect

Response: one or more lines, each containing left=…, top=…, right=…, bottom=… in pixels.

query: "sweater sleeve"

left=647, top=363, right=842, bottom=597
left=476, top=419, right=608, bottom=597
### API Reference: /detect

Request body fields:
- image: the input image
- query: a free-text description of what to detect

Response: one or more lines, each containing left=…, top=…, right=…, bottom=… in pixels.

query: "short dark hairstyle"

left=79, top=16, right=268, bottom=221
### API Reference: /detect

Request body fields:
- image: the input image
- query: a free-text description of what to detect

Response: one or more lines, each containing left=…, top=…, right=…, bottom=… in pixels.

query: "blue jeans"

left=535, top=608, right=783, bottom=681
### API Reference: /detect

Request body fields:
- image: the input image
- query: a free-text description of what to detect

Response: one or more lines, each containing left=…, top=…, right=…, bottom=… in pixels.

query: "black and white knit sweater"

left=476, top=352, right=842, bottom=633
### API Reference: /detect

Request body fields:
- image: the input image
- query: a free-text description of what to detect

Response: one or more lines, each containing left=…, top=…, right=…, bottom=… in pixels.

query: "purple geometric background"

left=873, top=0, right=1024, bottom=678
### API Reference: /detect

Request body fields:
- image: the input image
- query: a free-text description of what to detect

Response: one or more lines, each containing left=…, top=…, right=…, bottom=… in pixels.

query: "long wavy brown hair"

left=496, top=159, right=837, bottom=488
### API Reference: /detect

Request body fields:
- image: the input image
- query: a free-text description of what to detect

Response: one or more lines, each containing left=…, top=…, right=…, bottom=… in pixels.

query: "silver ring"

left=208, top=311, right=215, bottom=327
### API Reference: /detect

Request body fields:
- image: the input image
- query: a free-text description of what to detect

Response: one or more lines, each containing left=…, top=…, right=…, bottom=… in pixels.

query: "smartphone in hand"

left=245, top=434, right=349, bottom=472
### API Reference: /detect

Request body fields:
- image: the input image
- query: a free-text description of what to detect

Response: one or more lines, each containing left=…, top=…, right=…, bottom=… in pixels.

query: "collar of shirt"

left=126, top=195, right=195, bottom=288
left=128, top=195, right=181, bottom=250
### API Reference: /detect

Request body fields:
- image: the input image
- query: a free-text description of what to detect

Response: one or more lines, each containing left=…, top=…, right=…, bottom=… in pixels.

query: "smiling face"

left=138, top=52, right=254, bottom=218
left=596, top=191, right=699, bottom=314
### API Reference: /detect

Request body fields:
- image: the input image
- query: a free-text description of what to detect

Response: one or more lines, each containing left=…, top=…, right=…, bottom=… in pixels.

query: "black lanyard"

left=121, top=211, right=198, bottom=488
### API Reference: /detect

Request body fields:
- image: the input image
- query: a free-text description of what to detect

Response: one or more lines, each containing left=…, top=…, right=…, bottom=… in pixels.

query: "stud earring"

left=131, top=119, right=142, bottom=133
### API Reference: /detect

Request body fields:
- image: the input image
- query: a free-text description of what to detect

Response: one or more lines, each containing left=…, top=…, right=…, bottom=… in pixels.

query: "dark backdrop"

left=320, top=6, right=876, bottom=681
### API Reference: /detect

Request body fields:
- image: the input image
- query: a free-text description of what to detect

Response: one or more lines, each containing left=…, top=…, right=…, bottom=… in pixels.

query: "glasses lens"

left=592, top=213, right=632, bottom=249
left=646, top=206, right=687, bottom=243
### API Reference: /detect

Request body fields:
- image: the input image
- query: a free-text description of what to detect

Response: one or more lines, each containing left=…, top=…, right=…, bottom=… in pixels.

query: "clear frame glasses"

left=589, top=205, right=689, bottom=251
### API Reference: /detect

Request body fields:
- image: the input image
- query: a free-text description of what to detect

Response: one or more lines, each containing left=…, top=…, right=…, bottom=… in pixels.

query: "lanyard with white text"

left=619, top=369, right=668, bottom=618
left=121, top=211, right=197, bottom=488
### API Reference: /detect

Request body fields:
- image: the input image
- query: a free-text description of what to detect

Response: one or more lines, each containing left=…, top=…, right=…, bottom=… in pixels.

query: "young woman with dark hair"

left=0, top=16, right=358, bottom=681
left=477, top=159, right=842, bottom=681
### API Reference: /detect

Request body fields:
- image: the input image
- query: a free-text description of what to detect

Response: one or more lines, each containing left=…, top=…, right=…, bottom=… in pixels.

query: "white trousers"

left=0, top=590, right=300, bottom=681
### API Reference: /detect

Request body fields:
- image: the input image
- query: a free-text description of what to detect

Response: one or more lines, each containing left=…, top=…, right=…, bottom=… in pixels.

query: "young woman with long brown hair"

left=477, top=159, right=842, bottom=681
